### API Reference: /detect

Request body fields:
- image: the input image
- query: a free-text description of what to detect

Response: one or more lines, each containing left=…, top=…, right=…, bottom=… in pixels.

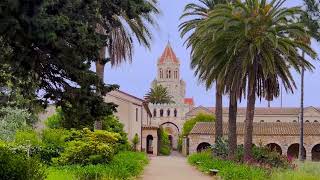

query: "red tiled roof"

left=190, top=122, right=320, bottom=136
left=158, top=43, right=179, bottom=64
left=184, top=98, right=194, bottom=106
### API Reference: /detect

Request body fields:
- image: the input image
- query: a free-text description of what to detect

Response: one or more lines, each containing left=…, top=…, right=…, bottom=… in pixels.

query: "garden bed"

left=46, top=151, right=149, bottom=180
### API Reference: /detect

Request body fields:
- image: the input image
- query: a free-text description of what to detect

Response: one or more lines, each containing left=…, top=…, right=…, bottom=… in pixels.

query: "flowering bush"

left=53, top=128, right=121, bottom=165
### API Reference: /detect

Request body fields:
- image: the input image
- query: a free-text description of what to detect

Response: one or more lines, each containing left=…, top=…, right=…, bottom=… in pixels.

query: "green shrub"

left=44, top=107, right=63, bottom=129
left=159, top=128, right=171, bottom=155
left=47, top=151, right=148, bottom=180
left=102, top=115, right=129, bottom=151
left=0, top=146, right=47, bottom=180
left=0, top=107, right=31, bottom=141
left=177, top=135, right=182, bottom=152
left=188, top=152, right=268, bottom=180
left=14, top=129, right=42, bottom=146
left=132, top=133, right=139, bottom=151
left=182, top=113, right=214, bottom=136
left=53, top=128, right=120, bottom=165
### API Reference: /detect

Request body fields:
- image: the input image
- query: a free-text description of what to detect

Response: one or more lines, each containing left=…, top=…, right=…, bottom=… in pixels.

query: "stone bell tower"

left=151, top=43, right=186, bottom=104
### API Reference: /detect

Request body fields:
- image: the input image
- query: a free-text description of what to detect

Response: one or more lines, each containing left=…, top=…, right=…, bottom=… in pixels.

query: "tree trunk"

left=94, top=47, right=106, bottom=130
left=215, top=82, right=223, bottom=143
left=299, top=51, right=305, bottom=161
left=243, top=82, right=256, bottom=161
left=228, top=91, right=237, bottom=159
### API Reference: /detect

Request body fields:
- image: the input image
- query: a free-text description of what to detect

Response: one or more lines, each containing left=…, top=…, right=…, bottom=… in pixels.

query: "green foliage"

left=159, top=128, right=171, bottom=155
left=132, top=133, right=140, bottom=151
left=177, top=135, right=183, bottom=152
left=182, top=113, right=215, bottom=136
left=46, top=151, right=148, bottom=180
left=271, top=162, right=320, bottom=180
left=212, top=138, right=229, bottom=159
left=53, top=128, right=120, bottom=165
left=14, top=130, right=42, bottom=147
left=0, top=146, right=47, bottom=180
left=188, top=151, right=268, bottom=180
left=102, top=115, right=129, bottom=150
left=45, top=108, right=63, bottom=129
left=0, top=107, right=31, bottom=141
left=145, top=84, right=174, bottom=104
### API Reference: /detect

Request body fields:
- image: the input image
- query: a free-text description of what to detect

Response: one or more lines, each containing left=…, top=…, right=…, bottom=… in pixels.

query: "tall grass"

left=271, top=161, right=320, bottom=180
left=46, top=151, right=148, bottom=180
left=188, top=152, right=269, bottom=180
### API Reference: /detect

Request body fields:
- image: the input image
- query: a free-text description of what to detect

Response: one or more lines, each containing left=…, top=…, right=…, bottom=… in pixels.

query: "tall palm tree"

left=144, top=85, right=174, bottom=104
left=180, top=0, right=228, bottom=146
left=298, top=0, right=320, bottom=161
left=94, top=0, right=159, bottom=129
left=187, top=0, right=317, bottom=160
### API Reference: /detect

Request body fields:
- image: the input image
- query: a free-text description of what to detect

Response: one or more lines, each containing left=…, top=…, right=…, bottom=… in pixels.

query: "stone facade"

left=148, top=43, right=194, bottom=149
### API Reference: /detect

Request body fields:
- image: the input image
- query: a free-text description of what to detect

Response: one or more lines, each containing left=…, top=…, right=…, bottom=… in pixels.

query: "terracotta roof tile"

left=158, top=43, right=179, bottom=64
left=190, top=122, right=320, bottom=136
left=184, top=98, right=194, bottom=106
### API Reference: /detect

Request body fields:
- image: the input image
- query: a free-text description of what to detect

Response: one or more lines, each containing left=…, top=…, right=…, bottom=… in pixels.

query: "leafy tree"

left=188, top=0, right=316, bottom=160
left=182, top=113, right=215, bottom=137
left=0, top=107, right=31, bottom=141
left=145, top=85, right=174, bottom=104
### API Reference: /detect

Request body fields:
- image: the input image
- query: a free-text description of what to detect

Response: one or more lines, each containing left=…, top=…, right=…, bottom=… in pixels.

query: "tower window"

left=276, top=120, right=281, bottom=122
left=153, top=109, right=157, bottom=117
left=166, top=70, right=169, bottom=78
left=167, top=109, right=170, bottom=117
left=168, top=70, right=171, bottom=79
left=293, top=120, right=297, bottom=123
left=306, top=120, right=310, bottom=123
left=260, top=120, right=264, bottom=123
left=314, top=120, right=319, bottom=123
left=136, top=108, right=138, bottom=122
left=160, top=69, right=163, bottom=79
left=174, top=109, right=177, bottom=117
left=160, top=109, right=164, bottom=117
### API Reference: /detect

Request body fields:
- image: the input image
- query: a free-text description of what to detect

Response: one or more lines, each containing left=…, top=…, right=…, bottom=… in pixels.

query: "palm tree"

left=187, top=0, right=317, bottom=160
left=180, top=0, right=228, bottom=146
left=144, top=85, right=174, bottom=104
left=298, top=0, right=320, bottom=161
left=94, top=0, right=159, bottom=129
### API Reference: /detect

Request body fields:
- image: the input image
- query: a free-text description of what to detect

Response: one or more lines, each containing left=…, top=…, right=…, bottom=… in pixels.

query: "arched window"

left=293, top=120, right=297, bottom=123
left=168, top=70, right=171, bottom=78
left=160, top=109, right=164, bottom=117
left=276, top=120, right=281, bottom=123
left=167, top=109, right=170, bottom=117
left=306, top=120, right=310, bottom=123
left=314, top=120, right=319, bottom=123
left=153, top=109, right=157, bottom=117
left=160, top=69, right=163, bottom=79
left=260, top=120, right=264, bottom=123
left=174, top=109, right=177, bottom=117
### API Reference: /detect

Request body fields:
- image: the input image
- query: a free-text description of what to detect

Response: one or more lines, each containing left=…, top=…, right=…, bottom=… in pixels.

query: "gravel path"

left=141, top=151, right=213, bottom=180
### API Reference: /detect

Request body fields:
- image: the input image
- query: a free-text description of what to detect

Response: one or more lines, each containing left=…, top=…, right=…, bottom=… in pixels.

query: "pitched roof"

left=184, top=98, right=194, bottom=106
left=158, top=43, right=179, bottom=64
left=190, top=122, right=320, bottom=136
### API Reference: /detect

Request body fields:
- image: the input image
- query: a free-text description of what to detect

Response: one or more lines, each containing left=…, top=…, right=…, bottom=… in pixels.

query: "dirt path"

left=141, top=151, right=213, bottom=180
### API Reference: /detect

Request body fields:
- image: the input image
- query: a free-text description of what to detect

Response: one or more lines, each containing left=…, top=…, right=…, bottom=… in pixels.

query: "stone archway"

left=146, top=135, right=154, bottom=154
left=287, top=143, right=306, bottom=159
left=196, top=142, right=211, bottom=152
left=312, top=144, right=320, bottom=161
left=160, top=122, right=180, bottom=150
left=266, top=143, right=282, bottom=154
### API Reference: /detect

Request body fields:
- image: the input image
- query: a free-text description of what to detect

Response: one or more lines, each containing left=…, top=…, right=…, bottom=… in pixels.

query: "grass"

left=188, top=152, right=269, bottom=180
left=46, top=151, right=149, bottom=180
left=271, top=161, right=320, bottom=180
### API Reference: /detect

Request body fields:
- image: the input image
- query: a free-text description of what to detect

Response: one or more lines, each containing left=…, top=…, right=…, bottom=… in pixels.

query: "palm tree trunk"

left=215, top=82, right=223, bottom=143
left=244, top=82, right=256, bottom=161
left=94, top=47, right=106, bottom=130
left=299, top=51, right=305, bottom=161
left=228, top=91, right=237, bottom=159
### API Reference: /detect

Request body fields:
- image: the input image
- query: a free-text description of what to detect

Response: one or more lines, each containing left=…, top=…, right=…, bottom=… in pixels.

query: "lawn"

left=46, top=151, right=149, bottom=180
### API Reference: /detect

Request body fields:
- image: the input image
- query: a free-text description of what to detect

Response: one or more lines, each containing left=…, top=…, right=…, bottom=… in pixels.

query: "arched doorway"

left=160, top=122, right=180, bottom=150
left=197, top=142, right=211, bottom=152
left=312, top=144, right=320, bottom=161
left=266, top=143, right=282, bottom=154
left=146, top=135, right=153, bottom=154
left=287, top=143, right=306, bottom=159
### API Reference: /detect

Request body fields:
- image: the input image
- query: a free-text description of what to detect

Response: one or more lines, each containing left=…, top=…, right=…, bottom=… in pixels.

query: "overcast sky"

left=104, top=0, right=320, bottom=108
